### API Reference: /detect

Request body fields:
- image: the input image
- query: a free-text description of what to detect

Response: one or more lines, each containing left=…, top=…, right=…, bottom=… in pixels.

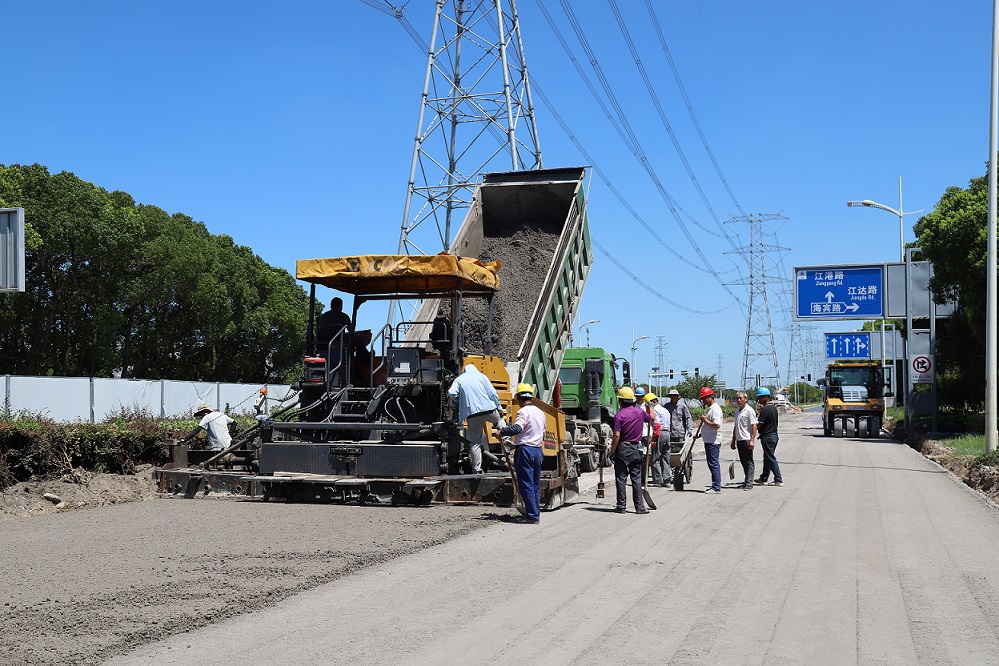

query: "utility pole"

left=726, top=213, right=788, bottom=390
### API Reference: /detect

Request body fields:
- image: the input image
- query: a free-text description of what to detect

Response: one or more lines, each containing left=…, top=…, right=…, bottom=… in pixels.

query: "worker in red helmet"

left=694, top=387, right=724, bottom=493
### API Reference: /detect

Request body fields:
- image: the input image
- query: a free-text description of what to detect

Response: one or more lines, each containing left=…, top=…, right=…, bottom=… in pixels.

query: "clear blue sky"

left=1, top=1, right=992, bottom=389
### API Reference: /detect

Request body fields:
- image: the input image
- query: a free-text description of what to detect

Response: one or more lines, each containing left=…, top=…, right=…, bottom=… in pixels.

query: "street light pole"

left=847, top=177, right=924, bottom=263
left=631, top=332, right=650, bottom=388
left=579, top=319, right=600, bottom=347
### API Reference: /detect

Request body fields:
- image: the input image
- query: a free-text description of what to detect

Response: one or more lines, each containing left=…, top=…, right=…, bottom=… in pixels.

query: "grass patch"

left=938, top=434, right=986, bottom=457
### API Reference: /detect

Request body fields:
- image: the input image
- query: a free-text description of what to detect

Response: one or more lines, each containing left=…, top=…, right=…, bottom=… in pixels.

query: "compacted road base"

left=110, top=411, right=999, bottom=665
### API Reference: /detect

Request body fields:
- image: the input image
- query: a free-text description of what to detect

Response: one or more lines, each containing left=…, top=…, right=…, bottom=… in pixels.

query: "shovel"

left=641, top=417, right=657, bottom=511
left=596, top=441, right=606, bottom=499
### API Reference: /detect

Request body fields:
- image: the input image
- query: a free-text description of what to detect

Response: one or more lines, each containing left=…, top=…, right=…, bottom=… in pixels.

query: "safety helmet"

left=698, top=387, right=715, bottom=400
left=515, top=383, right=535, bottom=398
left=617, top=386, right=636, bottom=402
left=756, top=387, right=771, bottom=397
left=634, top=386, right=646, bottom=397
left=645, top=393, right=658, bottom=402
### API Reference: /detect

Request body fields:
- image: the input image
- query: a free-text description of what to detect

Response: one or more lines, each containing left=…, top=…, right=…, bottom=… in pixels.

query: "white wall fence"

left=2, top=375, right=293, bottom=423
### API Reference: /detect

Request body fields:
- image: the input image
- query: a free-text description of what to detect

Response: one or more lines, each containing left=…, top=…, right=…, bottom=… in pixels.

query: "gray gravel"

left=0, top=497, right=502, bottom=665
left=450, top=225, right=558, bottom=360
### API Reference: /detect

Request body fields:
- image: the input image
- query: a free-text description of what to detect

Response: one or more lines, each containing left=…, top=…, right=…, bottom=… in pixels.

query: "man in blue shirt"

left=447, top=363, right=503, bottom=473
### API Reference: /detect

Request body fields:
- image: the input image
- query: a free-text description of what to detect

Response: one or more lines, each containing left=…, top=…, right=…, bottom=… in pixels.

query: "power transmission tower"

left=398, top=0, right=543, bottom=258
left=725, top=213, right=788, bottom=389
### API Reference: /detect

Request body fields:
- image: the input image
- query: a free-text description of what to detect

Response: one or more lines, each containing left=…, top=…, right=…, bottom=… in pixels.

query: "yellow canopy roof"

left=296, top=253, right=501, bottom=295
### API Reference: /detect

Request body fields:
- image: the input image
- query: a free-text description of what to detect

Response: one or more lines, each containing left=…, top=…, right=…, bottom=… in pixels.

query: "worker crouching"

left=498, top=383, right=545, bottom=524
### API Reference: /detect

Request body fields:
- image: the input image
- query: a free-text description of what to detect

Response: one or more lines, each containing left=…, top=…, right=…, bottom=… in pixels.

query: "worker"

left=182, top=403, right=235, bottom=452
left=754, top=387, right=783, bottom=486
left=731, top=391, right=758, bottom=490
left=693, top=387, right=723, bottom=493
left=447, top=363, right=504, bottom=474
left=645, top=393, right=672, bottom=487
left=609, top=386, right=652, bottom=514
left=316, top=297, right=352, bottom=355
left=665, top=388, right=693, bottom=441
left=498, top=383, right=545, bottom=524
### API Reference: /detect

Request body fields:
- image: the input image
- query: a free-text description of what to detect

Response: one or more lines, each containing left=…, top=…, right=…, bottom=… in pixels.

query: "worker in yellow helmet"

left=610, top=386, right=652, bottom=514
left=498, top=383, right=544, bottom=524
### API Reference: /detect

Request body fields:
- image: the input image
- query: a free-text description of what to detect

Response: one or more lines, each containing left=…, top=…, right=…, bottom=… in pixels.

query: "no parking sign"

left=911, top=354, right=934, bottom=384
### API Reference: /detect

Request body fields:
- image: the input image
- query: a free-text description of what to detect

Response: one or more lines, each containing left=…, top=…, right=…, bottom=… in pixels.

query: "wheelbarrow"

left=669, top=429, right=696, bottom=491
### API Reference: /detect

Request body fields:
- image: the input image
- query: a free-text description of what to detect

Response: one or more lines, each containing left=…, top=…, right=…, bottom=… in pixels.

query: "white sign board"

left=910, top=354, right=934, bottom=384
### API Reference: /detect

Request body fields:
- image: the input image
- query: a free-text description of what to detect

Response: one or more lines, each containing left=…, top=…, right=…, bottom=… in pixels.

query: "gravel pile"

left=447, top=225, right=559, bottom=361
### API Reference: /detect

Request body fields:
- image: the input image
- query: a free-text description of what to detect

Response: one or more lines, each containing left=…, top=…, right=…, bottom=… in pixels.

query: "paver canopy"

left=296, top=254, right=501, bottom=295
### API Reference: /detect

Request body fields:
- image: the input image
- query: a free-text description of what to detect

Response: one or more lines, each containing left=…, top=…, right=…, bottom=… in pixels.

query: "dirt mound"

left=0, top=466, right=160, bottom=521
left=917, top=438, right=999, bottom=504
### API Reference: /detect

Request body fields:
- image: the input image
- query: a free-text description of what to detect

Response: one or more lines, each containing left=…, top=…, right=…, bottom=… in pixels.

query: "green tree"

left=0, top=164, right=312, bottom=383
left=912, top=171, right=990, bottom=410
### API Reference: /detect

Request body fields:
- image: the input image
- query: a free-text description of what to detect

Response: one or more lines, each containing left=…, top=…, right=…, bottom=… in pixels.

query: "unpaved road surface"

left=6, top=411, right=999, bottom=664
left=0, top=499, right=497, bottom=665
left=109, top=411, right=999, bottom=665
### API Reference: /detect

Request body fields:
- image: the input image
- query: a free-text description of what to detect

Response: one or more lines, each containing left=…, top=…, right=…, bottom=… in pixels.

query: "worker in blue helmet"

left=755, top=387, right=783, bottom=486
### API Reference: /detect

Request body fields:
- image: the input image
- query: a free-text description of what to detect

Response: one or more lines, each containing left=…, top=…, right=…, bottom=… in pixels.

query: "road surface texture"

left=5, top=410, right=999, bottom=664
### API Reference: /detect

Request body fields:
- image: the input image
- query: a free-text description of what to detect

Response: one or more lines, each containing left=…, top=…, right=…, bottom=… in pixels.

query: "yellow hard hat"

left=617, top=386, right=635, bottom=401
left=645, top=393, right=657, bottom=402
left=515, top=383, right=535, bottom=397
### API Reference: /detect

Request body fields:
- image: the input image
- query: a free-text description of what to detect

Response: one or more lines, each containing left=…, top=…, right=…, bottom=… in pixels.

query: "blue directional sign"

left=794, top=265, right=884, bottom=320
left=825, top=332, right=872, bottom=360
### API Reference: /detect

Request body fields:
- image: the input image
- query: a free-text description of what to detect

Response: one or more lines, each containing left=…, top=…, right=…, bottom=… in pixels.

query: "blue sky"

left=1, top=1, right=992, bottom=389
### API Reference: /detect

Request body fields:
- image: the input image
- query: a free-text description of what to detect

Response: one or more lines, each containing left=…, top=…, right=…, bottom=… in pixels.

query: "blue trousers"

left=704, top=442, right=721, bottom=491
left=515, top=445, right=544, bottom=521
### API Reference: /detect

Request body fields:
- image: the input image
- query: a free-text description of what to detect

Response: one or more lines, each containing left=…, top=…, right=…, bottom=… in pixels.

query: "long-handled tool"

left=595, top=439, right=606, bottom=499
left=641, top=411, right=657, bottom=511
left=501, top=435, right=524, bottom=515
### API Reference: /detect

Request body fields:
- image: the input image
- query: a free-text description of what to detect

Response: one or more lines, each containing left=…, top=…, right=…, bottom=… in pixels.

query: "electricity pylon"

left=398, top=0, right=543, bottom=258
left=725, top=213, right=788, bottom=389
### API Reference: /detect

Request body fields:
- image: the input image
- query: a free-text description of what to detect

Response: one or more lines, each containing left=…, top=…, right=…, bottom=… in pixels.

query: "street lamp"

left=578, top=319, right=600, bottom=347
left=631, top=333, right=650, bottom=388
left=847, top=176, right=924, bottom=263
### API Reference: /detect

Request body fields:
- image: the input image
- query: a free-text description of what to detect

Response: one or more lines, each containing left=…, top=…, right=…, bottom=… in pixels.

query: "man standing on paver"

left=731, top=391, right=758, bottom=490
left=610, top=386, right=652, bottom=514
left=498, top=383, right=545, bottom=524
left=754, top=387, right=783, bottom=486
left=694, top=387, right=723, bottom=493
left=645, top=393, right=672, bottom=487
left=447, top=363, right=504, bottom=473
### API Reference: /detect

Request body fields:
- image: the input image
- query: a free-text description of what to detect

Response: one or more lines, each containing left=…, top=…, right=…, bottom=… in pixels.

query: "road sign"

left=825, top=332, right=871, bottom=360
left=911, top=354, right=934, bottom=384
left=794, top=265, right=884, bottom=320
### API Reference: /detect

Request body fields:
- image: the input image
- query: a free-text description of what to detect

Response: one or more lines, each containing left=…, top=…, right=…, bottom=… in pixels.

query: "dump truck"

left=155, top=167, right=594, bottom=508
left=556, top=346, right=627, bottom=472
left=817, top=361, right=891, bottom=438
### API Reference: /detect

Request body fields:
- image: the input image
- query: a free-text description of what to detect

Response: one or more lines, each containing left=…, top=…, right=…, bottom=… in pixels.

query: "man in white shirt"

left=183, top=403, right=235, bottom=452
left=645, top=393, right=672, bottom=487
left=694, top=387, right=724, bottom=493
left=447, top=363, right=504, bottom=473
left=498, top=383, right=546, bottom=524
left=731, top=391, right=758, bottom=490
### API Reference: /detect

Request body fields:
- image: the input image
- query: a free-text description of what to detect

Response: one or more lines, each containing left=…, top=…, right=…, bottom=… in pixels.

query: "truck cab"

left=557, top=347, right=623, bottom=471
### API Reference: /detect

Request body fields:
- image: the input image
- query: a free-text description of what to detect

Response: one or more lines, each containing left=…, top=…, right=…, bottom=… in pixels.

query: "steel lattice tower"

left=398, top=0, right=543, bottom=257
left=725, top=213, right=788, bottom=389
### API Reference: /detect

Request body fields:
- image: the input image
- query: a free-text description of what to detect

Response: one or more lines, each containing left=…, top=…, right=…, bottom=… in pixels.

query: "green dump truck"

left=557, top=346, right=628, bottom=472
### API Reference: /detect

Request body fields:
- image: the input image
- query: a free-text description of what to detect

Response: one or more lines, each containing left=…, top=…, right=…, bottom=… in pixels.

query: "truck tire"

left=836, top=419, right=846, bottom=438
left=580, top=447, right=598, bottom=473
left=871, top=417, right=882, bottom=438
left=823, top=417, right=831, bottom=437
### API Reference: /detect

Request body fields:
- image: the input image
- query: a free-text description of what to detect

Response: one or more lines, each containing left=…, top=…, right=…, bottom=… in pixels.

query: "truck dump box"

left=411, top=167, right=592, bottom=401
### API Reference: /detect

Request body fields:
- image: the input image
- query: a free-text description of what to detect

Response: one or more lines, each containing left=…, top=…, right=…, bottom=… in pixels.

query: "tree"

left=0, top=164, right=312, bottom=383
left=912, top=171, right=990, bottom=410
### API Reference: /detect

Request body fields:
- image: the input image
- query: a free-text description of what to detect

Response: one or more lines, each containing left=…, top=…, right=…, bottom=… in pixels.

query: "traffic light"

left=807, top=373, right=812, bottom=381
left=680, top=370, right=688, bottom=377
left=694, top=367, right=699, bottom=377
left=669, top=369, right=674, bottom=380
